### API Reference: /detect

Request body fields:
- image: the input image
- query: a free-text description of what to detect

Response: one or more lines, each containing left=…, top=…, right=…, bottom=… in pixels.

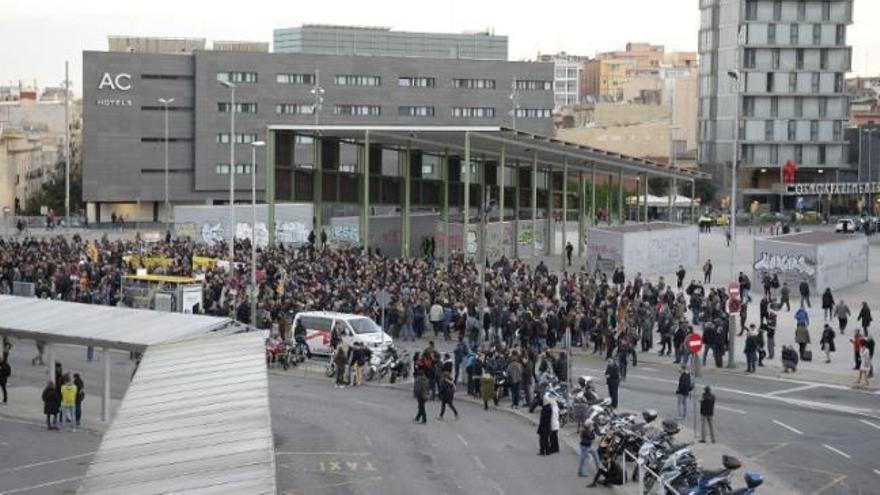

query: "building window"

left=822, top=0, right=831, bottom=21
left=810, top=120, right=819, bottom=141
left=791, top=24, right=799, bottom=45
left=836, top=25, right=846, bottom=45
left=834, top=73, right=844, bottom=92
left=772, top=49, right=781, bottom=69
left=334, top=75, right=381, bottom=86
left=216, top=72, right=258, bottom=83
left=216, top=164, right=255, bottom=175
left=746, top=0, right=758, bottom=21
left=770, top=145, right=779, bottom=164
left=216, top=164, right=230, bottom=175
left=798, top=0, right=807, bottom=21
left=276, top=73, right=315, bottom=85
left=515, top=80, right=552, bottom=91
left=818, top=145, right=827, bottom=164
left=773, top=0, right=782, bottom=21
left=398, top=106, right=435, bottom=117
left=788, top=120, right=797, bottom=140
left=451, top=107, right=495, bottom=118
left=218, top=102, right=257, bottom=113
left=767, top=72, right=776, bottom=92
left=789, top=73, right=798, bottom=92
left=795, top=144, right=803, bottom=163
left=795, top=99, right=804, bottom=117
left=295, top=135, right=314, bottom=145
left=333, top=104, right=381, bottom=116
left=820, top=49, right=829, bottom=70
left=833, top=120, right=843, bottom=140
left=398, top=77, right=435, bottom=88
left=818, top=98, right=828, bottom=117
left=764, top=120, right=774, bottom=141
left=768, top=24, right=777, bottom=44
left=452, top=78, right=496, bottom=89
left=743, top=97, right=756, bottom=117
left=744, top=49, right=756, bottom=69
left=275, top=103, right=315, bottom=115
left=216, top=133, right=259, bottom=144
left=515, top=108, right=552, bottom=119
left=811, top=72, right=820, bottom=93
left=813, top=24, right=822, bottom=45
left=771, top=97, right=779, bottom=117
left=339, top=163, right=356, bottom=173
left=796, top=49, right=805, bottom=69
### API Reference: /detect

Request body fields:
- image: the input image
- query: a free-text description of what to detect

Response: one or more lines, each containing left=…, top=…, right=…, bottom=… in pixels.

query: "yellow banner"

left=127, top=255, right=171, bottom=270
left=193, top=256, right=219, bottom=271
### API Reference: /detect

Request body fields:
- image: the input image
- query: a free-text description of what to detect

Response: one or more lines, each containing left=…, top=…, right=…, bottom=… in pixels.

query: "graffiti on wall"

left=330, top=224, right=360, bottom=246
left=275, top=222, right=310, bottom=245
left=201, top=223, right=226, bottom=245
left=753, top=252, right=817, bottom=276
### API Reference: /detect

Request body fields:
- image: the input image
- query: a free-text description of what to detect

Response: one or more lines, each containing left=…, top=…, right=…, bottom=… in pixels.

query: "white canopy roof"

left=77, top=332, right=276, bottom=494
left=627, top=194, right=700, bottom=207
left=0, top=295, right=243, bottom=350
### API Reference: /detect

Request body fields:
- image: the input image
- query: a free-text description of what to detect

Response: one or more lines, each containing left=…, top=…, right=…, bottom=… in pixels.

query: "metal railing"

left=621, top=448, right=680, bottom=495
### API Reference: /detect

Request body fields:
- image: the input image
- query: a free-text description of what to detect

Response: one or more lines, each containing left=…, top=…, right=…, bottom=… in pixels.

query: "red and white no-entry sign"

left=686, top=333, right=703, bottom=354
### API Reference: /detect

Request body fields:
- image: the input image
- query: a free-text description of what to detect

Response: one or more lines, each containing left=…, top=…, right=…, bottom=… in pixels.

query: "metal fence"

left=621, top=448, right=680, bottom=495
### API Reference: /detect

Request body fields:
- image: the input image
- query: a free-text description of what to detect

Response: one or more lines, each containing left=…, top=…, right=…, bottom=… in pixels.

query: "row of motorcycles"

left=265, top=338, right=309, bottom=370
left=582, top=394, right=764, bottom=494
left=323, top=344, right=412, bottom=384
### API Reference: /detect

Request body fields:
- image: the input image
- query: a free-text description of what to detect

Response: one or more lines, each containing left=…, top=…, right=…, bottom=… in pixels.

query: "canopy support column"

left=102, top=347, right=111, bottom=422
left=463, top=132, right=471, bottom=257
left=561, top=160, right=568, bottom=271
left=578, top=171, right=585, bottom=258
left=361, top=130, right=370, bottom=253
left=531, top=151, right=538, bottom=259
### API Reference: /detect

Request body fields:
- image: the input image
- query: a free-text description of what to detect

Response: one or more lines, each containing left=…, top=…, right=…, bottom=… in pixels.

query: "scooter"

left=730, top=472, right=764, bottom=495
left=389, top=349, right=411, bottom=383
left=683, top=455, right=742, bottom=495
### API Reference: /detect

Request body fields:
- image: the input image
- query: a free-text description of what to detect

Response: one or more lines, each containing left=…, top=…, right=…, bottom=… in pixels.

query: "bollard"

left=637, top=458, right=646, bottom=495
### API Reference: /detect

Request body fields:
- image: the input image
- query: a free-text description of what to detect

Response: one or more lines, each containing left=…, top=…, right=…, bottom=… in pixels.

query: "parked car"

left=292, top=311, right=392, bottom=356
left=835, top=218, right=857, bottom=233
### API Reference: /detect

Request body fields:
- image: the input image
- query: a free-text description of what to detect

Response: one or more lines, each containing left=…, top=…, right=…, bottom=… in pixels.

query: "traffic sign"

left=686, top=333, right=703, bottom=354
left=376, top=289, right=391, bottom=308
left=728, top=283, right=741, bottom=314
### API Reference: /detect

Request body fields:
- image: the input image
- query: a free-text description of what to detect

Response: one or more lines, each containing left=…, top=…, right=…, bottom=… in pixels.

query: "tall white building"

left=538, top=53, right=586, bottom=108
left=698, top=0, right=853, bottom=210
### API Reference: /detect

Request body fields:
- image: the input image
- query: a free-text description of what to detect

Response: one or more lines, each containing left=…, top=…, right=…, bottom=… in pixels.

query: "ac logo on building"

left=98, top=73, right=132, bottom=91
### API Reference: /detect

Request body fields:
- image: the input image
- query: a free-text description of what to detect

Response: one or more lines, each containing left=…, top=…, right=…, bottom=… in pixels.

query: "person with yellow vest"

left=60, top=375, right=78, bottom=432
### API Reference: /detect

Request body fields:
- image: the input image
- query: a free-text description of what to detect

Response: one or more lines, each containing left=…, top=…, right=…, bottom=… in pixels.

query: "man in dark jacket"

left=675, top=368, right=692, bottom=419
left=799, top=281, right=811, bottom=308
left=413, top=369, right=429, bottom=424
left=699, top=386, right=716, bottom=443
left=41, top=381, right=60, bottom=430
left=605, top=359, right=620, bottom=409
left=0, top=358, right=10, bottom=404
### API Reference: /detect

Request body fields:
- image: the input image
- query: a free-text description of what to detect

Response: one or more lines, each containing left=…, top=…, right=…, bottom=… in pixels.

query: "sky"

left=2, top=0, right=879, bottom=94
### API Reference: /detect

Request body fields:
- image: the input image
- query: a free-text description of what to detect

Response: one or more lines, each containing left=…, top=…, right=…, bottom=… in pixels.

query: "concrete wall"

left=435, top=219, right=547, bottom=260
left=753, top=239, right=818, bottom=293
left=328, top=213, right=438, bottom=258
left=816, top=236, right=869, bottom=291
left=174, top=203, right=313, bottom=246
left=587, top=223, right=698, bottom=276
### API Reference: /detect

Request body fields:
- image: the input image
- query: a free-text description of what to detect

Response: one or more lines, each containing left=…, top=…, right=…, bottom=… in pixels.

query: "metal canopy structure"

left=0, top=295, right=244, bottom=351
left=77, top=333, right=276, bottom=495
left=266, top=124, right=708, bottom=181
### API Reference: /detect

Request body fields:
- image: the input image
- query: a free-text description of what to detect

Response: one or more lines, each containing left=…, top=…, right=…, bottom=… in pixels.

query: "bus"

left=121, top=274, right=204, bottom=313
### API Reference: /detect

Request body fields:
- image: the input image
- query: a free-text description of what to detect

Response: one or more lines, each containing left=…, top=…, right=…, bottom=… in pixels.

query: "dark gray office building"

left=273, top=25, right=508, bottom=60
left=82, top=49, right=553, bottom=221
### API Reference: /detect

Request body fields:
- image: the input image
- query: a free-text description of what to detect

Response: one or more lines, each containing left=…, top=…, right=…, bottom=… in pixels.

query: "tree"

left=691, top=179, right=717, bottom=206
left=24, top=168, right=83, bottom=216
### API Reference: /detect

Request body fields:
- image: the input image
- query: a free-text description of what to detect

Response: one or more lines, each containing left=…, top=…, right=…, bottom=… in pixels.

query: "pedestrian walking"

left=857, top=302, right=873, bottom=335
left=857, top=345, right=871, bottom=387
left=413, top=369, right=429, bottom=424
left=850, top=330, right=865, bottom=371
left=835, top=299, right=851, bottom=334
left=549, top=394, right=560, bottom=454
left=437, top=371, right=459, bottom=420
left=506, top=356, right=523, bottom=408
left=60, top=375, right=77, bottom=432
left=0, top=357, right=10, bottom=404
left=798, top=281, right=811, bottom=308
left=565, top=242, right=574, bottom=267
left=41, top=381, right=59, bottom=430
left=780, top=283, right=791, bottom=312
left=820, top=324, right=836, bottom=364
left=537, top=394, right=552, bottom=456
left=744, top=327, right=758, bottom=373
left=703, top=260, right=713, bottom=284
left=675, top=367, right=693, bottom=419
left=73, top=373, right=85, bottom=426
left=821, top=288, right=835, bottom=321
left=578, top=420, right=600, bottom=477
left=605, top=359, right=620, bottom=409
left=676, top=265, right=686, bottom=290
left=699, top=386, right=716, bottom=443
left=795, top=306, right=811, bottom=360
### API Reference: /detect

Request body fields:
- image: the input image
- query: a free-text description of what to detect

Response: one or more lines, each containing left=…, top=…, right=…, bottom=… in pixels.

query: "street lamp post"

left=219, top=80, right=237, bottom=270
left=63, top=61, right=71, bottom=228
left=158, top=97, right=174, bottom=233
left=727, top=68, right=741, bottom=369
left=479, top=190, right=496, bottom=346
left=509, top=79, right=520, bottom=131
left=250, top=141, right=266, bottom=328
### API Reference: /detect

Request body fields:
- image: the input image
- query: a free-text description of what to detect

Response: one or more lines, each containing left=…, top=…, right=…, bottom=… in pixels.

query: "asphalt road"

left=268, top=373, right=607, bottom=495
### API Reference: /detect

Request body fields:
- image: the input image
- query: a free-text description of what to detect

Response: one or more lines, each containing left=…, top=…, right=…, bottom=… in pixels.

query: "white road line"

left=1, top=476, right=82, bottom=494
left=639, top=367, right=657, bottom=372
left=822, top=444, right=852, bottom=459
left=275, top=451, right=370, bottom=456
left=716, top=405, right=747, bottom=415
left=860, top=420, right=880, bottom=431
left=766, top=384, right=819, bottom=396
left=473, top=455, right=486, bottom=470
left=456, top=433, right=469, bottom=447
left=772, top=420, right=804, bottom=435
left=0, top=452, right=95, bottom=474
left=873, top=469, right=880, bottom=477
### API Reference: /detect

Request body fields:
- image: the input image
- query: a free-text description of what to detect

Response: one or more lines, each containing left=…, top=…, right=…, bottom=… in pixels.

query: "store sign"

left=785, top=182, right=880, bottom=195
left=98, top=73, right=132, bottom=91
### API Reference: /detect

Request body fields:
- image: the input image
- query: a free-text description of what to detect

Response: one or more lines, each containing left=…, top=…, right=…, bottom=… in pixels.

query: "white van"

left=292, top=311, right=392, bottom=356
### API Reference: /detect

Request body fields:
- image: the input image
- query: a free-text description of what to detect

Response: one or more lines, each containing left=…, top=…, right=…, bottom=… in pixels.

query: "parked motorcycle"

left=731, top=472, right=764, bottom=495
left=389, top=349, right=411, bottom=383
